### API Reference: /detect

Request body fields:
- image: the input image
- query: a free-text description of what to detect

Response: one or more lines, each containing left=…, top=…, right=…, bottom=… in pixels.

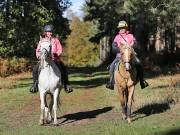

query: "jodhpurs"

left=108, top=57, right=120, bottom=84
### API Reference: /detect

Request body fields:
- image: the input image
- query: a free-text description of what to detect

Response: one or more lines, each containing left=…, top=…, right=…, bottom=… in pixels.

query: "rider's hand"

left=52, top=53, right=59, bottom=59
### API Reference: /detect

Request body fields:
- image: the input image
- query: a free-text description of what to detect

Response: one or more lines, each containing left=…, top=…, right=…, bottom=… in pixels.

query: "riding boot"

left=30, top=64, right=39, bottom=93
left=55, top=61, right=73, bottom=93
left=135, top=63, right=149, bottom=89
left=106, top=73, right=114, bottom=90
left=106, top=58, right=119, bottom=90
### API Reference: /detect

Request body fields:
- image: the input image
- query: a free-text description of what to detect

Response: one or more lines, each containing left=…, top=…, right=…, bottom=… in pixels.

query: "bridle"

left=39, top=39, right=52, bottom=69
left=117, top=45, right=135, bottom=82
left=121, top=45, right=135, bottom=70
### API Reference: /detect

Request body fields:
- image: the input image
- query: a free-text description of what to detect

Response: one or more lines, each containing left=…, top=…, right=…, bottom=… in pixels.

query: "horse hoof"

left=127, top=118, right=131, bottom=124
left=47, top=119, right=52, bottom=124
left=53, top=122, right=58, bottom=126
left=44, top=119, right=51, bottom=124
left=122, top=113, right=127, bottom=120
left=39, top=120, right=44, bottom=125
left=53, top=120, right=58, bottom=126
left=122, top=116, right=127, bottom=120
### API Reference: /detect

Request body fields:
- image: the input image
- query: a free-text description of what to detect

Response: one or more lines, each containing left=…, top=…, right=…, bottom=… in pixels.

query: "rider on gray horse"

left=106, top=20, right=149, bottom=90
left=30, top=24, right=73, bottom=93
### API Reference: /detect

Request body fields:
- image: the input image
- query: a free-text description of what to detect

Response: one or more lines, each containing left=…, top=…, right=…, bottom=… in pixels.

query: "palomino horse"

left=38, top=39, right=62, bottom=125
left=114, top=44, right=137, bottom=123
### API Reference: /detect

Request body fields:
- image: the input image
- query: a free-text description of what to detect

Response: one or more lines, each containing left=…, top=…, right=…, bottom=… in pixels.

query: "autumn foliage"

left=65, top=17, right=99, bottom=67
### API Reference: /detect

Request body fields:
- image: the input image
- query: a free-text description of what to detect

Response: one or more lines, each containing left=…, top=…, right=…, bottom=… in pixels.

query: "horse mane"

left=120, top=44, right=136, bottom=57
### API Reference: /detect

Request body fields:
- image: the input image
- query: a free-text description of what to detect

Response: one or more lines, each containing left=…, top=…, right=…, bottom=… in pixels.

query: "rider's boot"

left=30, top=80, right=38, bottom=93
left=30, top=64, right=39, bottom=93
left=106, top=73, right=114, bottom=90
left=55, top=60, right=73, bottom=93
left=135, top=63, right=149, bottom=89
left=64, top=84, right=73, bottom=93
left=106, top=58, right=119, bottom=90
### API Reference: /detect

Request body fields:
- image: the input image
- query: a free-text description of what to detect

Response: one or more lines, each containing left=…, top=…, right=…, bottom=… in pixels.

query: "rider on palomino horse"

left=106, top=20, right=149, bottom=90
left=30, top=24, right=73, bottom=93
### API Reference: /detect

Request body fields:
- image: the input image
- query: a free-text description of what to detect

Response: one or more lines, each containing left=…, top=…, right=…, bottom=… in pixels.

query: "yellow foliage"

left=65, top=17, right=99, bottom=67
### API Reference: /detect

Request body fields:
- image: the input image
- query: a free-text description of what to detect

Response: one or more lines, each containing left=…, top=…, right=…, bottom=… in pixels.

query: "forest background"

left=0, top=0, right=180, bottom=76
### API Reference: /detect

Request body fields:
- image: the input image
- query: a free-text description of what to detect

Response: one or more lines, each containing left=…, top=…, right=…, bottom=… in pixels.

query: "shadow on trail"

left=58, top=106, right=113, bottom=126
left=8, top=78, right=32, bottom=90
left=9, top=83, right=32, bottom=89
left=69, top=66, right=107, bottom=75
left=69, top=67, right=109, bottom=88
left=70, top=77, right=108, bottom=89
left=151, top=85, right=169, bottom=89
left=132, top=101, right=171, bottom=121
left=159, top=128, right=180, bottom=135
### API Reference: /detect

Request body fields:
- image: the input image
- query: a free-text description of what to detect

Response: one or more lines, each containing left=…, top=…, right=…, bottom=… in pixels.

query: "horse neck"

left=43, top=60, right=61, bottom=76
left=40, top=58, right=54, bottom=72
left=118, top=62, right=132, bottom=77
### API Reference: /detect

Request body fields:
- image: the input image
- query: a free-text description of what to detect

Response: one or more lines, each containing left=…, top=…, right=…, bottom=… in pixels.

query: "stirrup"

left=30, top=81, right=38, bottom=93
left=64, top=85, right=73, bottom=93
left=140, top=80, right=149, bottom=89
left=106, top=83, right=114, bottom=90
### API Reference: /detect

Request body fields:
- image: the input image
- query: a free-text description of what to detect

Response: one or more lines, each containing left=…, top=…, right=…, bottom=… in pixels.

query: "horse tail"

left=45, top=93, right=53, bottom=109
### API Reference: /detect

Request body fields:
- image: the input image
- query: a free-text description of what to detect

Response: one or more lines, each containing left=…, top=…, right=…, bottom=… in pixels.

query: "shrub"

left=0, top=57, right=31, bottom=77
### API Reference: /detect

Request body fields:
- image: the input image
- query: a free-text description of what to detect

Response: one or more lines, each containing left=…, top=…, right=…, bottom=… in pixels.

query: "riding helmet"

left=44, top=24, right=54, bottom=32
left=117, top=21, right=128, bottom=28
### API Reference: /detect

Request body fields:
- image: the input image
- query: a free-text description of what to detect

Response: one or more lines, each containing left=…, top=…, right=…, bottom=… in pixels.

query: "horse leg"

left=53, top=88, right=59, bottom=125
left=117, top=86, right=126, bottom=120
left=43, top=94, right=49, bottom=124
left=126, top=86, right=135, bottom=123
left=39, top=92, right=45, bottom=125
left=47, top=94, right=53, bottom=123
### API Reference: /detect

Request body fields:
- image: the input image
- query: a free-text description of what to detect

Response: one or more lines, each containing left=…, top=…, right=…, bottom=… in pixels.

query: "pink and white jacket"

left=36, top=37, right=63, bottom=61
left=113, top=31, right=136, bottom=57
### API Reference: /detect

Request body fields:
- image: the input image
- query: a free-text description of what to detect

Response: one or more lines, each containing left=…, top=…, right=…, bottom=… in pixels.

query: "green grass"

left=0, top=68, right=179, bottom=135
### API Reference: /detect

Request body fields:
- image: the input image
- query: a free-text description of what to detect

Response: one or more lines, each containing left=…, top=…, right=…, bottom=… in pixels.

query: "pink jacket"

left=113, top=31, right=136, bottom=57
left=36, top=37, right=63, bottom=61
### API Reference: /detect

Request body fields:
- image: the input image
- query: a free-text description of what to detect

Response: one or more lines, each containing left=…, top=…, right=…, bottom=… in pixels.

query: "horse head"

left=120, top=44, right=135, bottom=71
left=39, top=39, right=52, bottom=68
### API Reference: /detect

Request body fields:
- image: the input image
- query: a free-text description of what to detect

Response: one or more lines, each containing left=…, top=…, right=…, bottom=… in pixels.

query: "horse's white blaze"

left=38, top=39, right=61, bottom=125
left=125, top=47, right=130, bottom=70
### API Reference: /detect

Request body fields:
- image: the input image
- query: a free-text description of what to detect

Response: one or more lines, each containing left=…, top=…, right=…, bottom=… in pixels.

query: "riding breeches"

left=108, top=57, right=120, bottom=84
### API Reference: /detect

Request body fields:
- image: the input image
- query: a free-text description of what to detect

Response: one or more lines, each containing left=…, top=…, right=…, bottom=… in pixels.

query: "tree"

left=83, top=0, right=124, bottom=63
left=0, top=0, right=71, bottom=58
left=65, top=16, right=99, bottom=66
left=84, top=0, right=180, bottom=65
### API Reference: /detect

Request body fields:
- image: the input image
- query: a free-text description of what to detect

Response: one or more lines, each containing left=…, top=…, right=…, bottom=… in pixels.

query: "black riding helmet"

left=44, top=24, right=54, bottom=32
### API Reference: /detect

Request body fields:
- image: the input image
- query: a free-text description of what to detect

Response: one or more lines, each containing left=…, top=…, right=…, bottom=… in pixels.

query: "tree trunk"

left=99, top=36, right=111, bottom=63
left=134, top=14, right=149, bottom=55
left=175, top=16, right=180, bottom=54
left=154, top=17, right=165, bottom=54
left=6, top=0, right=10, bottom=18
